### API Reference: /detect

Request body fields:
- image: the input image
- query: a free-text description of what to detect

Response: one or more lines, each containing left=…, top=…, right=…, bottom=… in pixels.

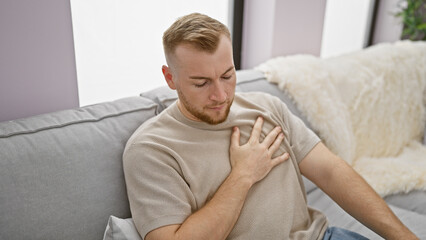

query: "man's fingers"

left=271, top=152, right=290, bottom=167
left=230, top=126, right=241, bottom=148
left=268, top=132, right=284, bottom=154
left=248, top=117, right=263, bottom=143
left=262, top=126, right=282, bottom=147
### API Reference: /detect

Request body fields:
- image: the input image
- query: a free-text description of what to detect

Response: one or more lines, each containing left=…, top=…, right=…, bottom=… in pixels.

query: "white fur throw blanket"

left=255, top=41, right=426, bottom=197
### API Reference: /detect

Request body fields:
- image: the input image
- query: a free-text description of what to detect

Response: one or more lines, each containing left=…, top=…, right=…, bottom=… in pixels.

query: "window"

left=70, top=0, right=230, bottom=106
left=320, top=0, right=376, bottom=58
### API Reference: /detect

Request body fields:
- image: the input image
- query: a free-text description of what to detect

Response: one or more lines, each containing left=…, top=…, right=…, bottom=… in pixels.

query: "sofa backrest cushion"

left=140, top=85, right=177, bottom=114
left=0, top=97, right=157, bottom=240
left=235, top=70, right=313, bottom=130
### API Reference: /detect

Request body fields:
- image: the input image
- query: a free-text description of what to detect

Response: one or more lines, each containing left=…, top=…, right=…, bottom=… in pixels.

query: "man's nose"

left=209, top=81, right=227, bottom=102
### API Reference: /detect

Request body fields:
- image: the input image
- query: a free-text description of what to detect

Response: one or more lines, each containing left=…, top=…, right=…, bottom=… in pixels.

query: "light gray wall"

left=241, top=0, right=326, bottom=69
left=272, top=0, right=326, bottom=57
left=241, top=0, right=402, bottom=69
left=372, top=0, right=403, bottom=44
left=0, top=0, right=78, bottom=122
left=0, top=0, right=404, bottom=122
left=241, top=0, right=276, bottom=69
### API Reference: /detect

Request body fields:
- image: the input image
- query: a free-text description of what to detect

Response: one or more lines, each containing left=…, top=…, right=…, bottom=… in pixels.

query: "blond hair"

left=163, top=13, right=231, bottom=59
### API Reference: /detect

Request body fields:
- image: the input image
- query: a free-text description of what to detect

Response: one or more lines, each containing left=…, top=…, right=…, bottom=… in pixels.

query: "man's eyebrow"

left=189, top=66, right=235, bottom=80
left=222, top=66, right=235, bottom=75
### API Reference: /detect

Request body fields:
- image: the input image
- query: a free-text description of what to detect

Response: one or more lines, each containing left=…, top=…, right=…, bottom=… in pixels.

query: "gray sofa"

left=1, top=70, right=425, bottom=240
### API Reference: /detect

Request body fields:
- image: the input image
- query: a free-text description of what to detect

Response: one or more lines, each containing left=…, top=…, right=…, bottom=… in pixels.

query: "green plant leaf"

left=417, top=23, right=426, bottom=30
left=396, top=0, right=425, bottom=40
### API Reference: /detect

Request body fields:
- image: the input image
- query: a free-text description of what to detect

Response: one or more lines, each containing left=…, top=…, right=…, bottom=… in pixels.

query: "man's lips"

left=206, top=103, right=226, bottom=110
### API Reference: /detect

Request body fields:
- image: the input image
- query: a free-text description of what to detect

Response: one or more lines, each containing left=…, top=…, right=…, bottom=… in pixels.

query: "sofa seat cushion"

left=0, top=97, right=157, bottom=240
left=307, top=187, right=426, bottom=239
left=384, top=190, right=426, bottom=215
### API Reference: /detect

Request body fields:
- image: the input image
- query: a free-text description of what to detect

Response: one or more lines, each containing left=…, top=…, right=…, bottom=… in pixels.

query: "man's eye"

left=195, top=82, right=207, bottom=88
left=222, top=75, right=232, bottom=80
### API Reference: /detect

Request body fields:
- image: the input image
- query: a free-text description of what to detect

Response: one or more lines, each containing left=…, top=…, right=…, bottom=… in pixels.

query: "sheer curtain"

left=70, top=0, right=230, bottom=106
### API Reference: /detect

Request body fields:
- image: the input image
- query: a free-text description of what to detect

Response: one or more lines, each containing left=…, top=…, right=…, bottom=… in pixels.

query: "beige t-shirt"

left=123, top=92, right=328, bottom=239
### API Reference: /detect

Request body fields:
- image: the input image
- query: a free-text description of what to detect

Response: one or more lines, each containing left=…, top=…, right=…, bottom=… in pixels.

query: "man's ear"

left=162, top=65, right=176, bottom=90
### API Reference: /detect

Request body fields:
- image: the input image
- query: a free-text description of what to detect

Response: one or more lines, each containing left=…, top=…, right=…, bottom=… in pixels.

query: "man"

left=123, top=13, right=418, bottom=240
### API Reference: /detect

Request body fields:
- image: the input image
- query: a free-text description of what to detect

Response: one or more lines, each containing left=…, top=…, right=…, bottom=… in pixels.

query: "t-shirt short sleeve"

left=279, top=100, right=321, bottom=163
left=123, top=142, right=196, bottom=238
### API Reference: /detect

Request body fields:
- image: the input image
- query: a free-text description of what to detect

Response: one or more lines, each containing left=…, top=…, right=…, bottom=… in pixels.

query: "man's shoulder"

left=236, top=91, right=282, bottom=103
left=236, top=91, right=274, bottom=98
left=125, top=106, right=174, bottom=148
left=235, top=91, right=285, bottom=112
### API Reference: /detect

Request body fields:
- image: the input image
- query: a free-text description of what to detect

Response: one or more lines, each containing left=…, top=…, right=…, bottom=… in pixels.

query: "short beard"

left=177, top=88, right=233, bottom=125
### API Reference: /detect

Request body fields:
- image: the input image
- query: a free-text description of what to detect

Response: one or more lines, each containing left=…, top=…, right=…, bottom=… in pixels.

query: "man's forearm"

left=173, top=171, right=252, bottom=240
left=324, top=159, right=418, bottom=240
left=146, top=170, right=252, bottom=240
left=300, top=143, right=417, bottom=239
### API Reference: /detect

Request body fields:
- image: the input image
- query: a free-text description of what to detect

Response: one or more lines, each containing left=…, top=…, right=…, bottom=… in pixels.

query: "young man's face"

left=163, top=35, right=236, bottom=125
